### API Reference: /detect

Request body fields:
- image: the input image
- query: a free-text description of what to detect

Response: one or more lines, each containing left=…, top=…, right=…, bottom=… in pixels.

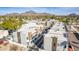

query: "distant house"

left=0, top=30, right=9, bottom=39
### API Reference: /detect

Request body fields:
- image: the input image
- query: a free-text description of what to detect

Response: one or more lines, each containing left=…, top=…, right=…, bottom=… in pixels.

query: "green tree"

left=0, top=18, right=23, bottom=30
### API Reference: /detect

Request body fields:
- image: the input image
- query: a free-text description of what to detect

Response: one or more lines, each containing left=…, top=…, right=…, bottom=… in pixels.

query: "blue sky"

left=0, top=7, right=79, bottom=15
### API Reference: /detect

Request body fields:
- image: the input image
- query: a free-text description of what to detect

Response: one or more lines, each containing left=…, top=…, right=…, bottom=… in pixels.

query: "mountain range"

left=2, top=10, right=79, bottom=16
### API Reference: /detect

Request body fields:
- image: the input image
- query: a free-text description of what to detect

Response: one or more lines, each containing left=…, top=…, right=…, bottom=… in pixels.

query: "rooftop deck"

left=68, top=31, right=79, bottom=51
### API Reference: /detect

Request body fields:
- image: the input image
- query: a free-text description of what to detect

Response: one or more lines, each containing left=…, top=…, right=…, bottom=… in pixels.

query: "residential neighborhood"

left=0, top=7, right=79, bottom=51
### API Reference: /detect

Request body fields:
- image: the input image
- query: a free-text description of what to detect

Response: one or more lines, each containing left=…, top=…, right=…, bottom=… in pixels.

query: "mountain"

left=4, top=10, right=53, bottom=16
left=21, top=10, right=52, bottom=16
left=25, top=10, right=36, bottom=14
left=69, top=13, right=79, bottom=16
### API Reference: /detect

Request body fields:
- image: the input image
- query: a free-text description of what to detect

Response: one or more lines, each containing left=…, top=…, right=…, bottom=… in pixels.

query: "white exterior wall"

left=44, top=37, right=53, bottom=51
left=20, top=32, right=28, bottom=45
left=12, top=32, right=18, bottom=42
left=44, top=33, right=68, bottom=51
left=56, top=34, right=68, bottom=51
left=12, top=31, right=28, bottom=46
